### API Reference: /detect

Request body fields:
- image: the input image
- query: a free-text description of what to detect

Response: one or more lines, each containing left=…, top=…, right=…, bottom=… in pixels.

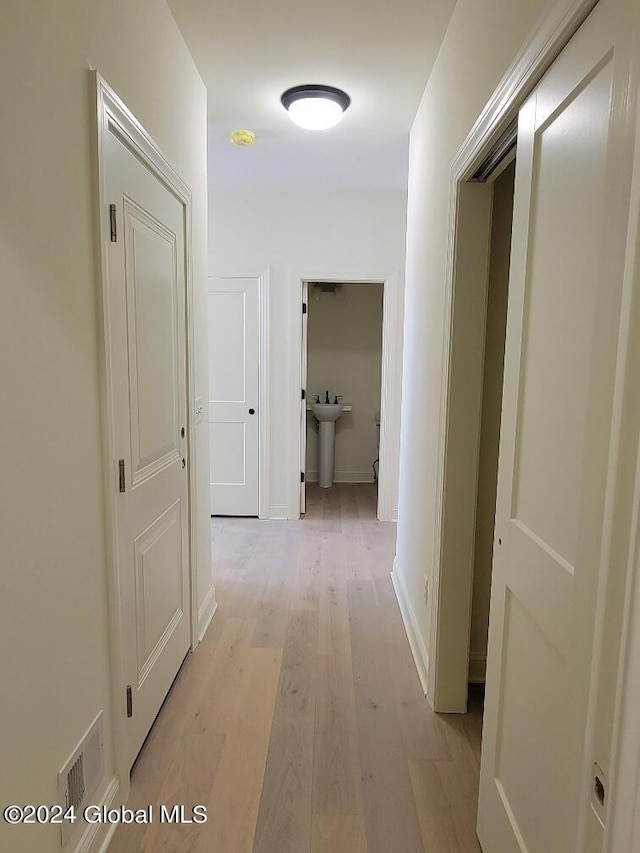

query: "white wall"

left=0, top=3, right=210, bottom=852
left=395, top=0, right=554, bottom=692
left=209, top=190, right=407, bottom=518
left=306, top=283, right=383, bottom=483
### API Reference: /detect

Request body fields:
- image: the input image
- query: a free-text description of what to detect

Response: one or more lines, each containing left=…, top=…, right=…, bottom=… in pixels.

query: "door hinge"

left=301, top=388, right=306, bottom=400
left=118, top=459, right=126, bottom=493
left=301, top=472, right=305, bottom=483
left=302, top=302, right=307, bottom=315
left=109, top=204, right=118, bottom=242
left=126, top=685, right=133, bottom=718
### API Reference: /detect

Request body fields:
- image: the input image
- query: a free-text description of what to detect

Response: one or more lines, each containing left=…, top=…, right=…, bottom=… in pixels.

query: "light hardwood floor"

left=108, top=484, right=483, bottom=853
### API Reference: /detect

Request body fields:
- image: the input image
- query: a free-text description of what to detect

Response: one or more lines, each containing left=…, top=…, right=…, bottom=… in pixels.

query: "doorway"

left=300, top=281, right=385, bottom=517
left=468, top=158, right=515, bottom=685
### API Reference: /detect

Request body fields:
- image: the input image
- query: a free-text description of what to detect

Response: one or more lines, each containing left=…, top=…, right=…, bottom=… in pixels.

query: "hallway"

left=109, top=484, right=483, bottom=852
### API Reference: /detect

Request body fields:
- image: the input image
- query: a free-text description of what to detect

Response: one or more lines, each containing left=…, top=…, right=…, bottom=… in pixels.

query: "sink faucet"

left=325, top=390, right=330, bottom=403
left=334, top=395, right=343, bottom=405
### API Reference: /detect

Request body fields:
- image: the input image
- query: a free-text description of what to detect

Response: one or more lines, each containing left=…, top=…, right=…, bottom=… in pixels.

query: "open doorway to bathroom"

left=301, top=281, right=384, bottom=517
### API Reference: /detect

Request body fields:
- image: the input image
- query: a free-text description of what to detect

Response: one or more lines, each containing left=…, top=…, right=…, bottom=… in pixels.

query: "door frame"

left=428, top=0, right=601, bottom=715
left=94, top=74, right=199, bottom=790
left=300, top=280, right=309, bottom=515
left=602, top=78, right=640, bottom=852
left=297, top=273, right=402, bottom=522
left=258, top=269, right=271, bottom=519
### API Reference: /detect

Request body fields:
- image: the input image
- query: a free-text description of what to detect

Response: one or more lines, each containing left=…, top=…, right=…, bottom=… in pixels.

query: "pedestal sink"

left=311, top=403, right=344, bottom=488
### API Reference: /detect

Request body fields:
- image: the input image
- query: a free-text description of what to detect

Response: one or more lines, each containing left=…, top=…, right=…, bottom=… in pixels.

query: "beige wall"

left=469, top=161, right=515, bottom=680
left=0, top=3, right=209, bottom=851
left=395, top=0, right=554, bottom=689
left=306, top=283, right=383, bottom=482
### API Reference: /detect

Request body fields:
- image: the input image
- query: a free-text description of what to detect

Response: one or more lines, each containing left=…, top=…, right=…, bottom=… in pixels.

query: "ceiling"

left=168, top=0, right=455, bottom=192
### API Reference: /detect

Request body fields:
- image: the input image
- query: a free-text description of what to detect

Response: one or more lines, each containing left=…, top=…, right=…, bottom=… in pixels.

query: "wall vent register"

left=57, top=711, right=104, bottom=845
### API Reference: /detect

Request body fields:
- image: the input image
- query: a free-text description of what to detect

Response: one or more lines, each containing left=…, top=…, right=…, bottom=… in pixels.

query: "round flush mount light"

left=280, top=85, right=351, bottom=131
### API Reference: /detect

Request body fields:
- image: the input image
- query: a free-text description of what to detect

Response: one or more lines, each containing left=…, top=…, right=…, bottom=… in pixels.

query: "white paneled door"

left=207, top=278, right=259, bottom=516
left=105, top=125, right=191, bottom=768
left=478, top=0, right=637, bottom=850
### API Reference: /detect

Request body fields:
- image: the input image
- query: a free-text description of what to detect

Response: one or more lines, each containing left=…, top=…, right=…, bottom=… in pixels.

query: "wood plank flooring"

left=108, top=484, right=483, bottom=853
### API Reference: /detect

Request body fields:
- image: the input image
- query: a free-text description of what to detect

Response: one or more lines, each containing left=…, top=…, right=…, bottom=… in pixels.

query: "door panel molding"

left=95, top=74, right=199, bottom=794
left=134, top=499, right=184, bottom=684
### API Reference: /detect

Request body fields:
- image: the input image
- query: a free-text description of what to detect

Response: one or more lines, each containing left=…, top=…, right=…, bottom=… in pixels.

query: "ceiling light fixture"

left=280, top=85, right=351, bottom=131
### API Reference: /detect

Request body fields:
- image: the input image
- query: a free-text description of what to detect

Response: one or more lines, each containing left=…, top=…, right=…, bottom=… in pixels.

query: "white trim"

left=607, top=541, right=640, bottom=850
left=378, top=273, right=403, bottom=523
left=197, top=586, right=218, bottom=642
left=429, top=0, right=600, bottom=711
left=94, top=73, right=198, bottom=786
left=300, top=281, right=309, bottom=515
left=603, top=60, right=640, bottom=852
left=296, top=272, right=403, bottom=523
left=453, top=0, right=599, bottom=183
left=487, top=147, right=517, bottom=184
left=605, top=441, right=640, bottom=851
left=269, top=503, right=289, bottom=520
left=258, top=268, right=271, bottom=519
left=72, top=776, right=120, bottom=853
left=391, top=560, right=430, bottom=697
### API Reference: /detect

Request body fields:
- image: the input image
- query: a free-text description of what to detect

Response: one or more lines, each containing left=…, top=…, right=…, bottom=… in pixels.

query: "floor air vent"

left=57, top=711, right=104, bottom=846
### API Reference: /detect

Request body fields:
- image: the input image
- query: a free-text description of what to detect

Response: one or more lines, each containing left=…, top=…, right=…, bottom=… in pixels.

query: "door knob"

left=248, top=408, right=255, bottom=415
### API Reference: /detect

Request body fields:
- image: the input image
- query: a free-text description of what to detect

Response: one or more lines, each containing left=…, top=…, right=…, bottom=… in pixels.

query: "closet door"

left=478, top=0, right=638, bottom=849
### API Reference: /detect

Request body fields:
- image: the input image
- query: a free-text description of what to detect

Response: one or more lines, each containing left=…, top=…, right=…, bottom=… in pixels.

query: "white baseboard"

left=269, top=503, right=289, bottom=519
left=72, top=775, right=120, bottom=853
left=198, top=584, right=218, bottom=642
left=391, top=558, right=430, bottom=697
left=468, top=653, right=487, bottom=684
left=305, top=470, right=375, bottom=484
